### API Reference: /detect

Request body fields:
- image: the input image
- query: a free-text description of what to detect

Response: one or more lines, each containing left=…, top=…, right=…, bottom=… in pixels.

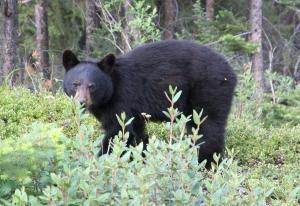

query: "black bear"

left=62, top=40, right=237, bottom=168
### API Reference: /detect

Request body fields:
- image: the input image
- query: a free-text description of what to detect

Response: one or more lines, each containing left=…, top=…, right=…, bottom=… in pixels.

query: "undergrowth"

left=0, top=72, right=299, bottom=204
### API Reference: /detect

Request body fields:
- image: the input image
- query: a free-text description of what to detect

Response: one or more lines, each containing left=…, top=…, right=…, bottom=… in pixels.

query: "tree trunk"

left=2, top=0, right=18, bottom=86
left=206, top=0, right=215, bottom=20
left=0, top=1, right=4, bottom=85
left=249, top=0, right=266, bottom=93
left=85, top=0, right=97, bottom=54
left=118, top=0, right=132, bottom=53
left=35, top=0, right=50, bottom=80
left=123, top=0, right=140, bottom=48
left=162, top=0, right=177, bottom=40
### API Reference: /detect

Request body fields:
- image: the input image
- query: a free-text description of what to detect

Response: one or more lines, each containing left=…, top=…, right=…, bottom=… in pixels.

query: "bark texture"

left=123, top=0, right=140, bottom=47
left=250, top=0, right=266, bottom=93
left=85, top=0, right=97, bottom=54
left=162, top=0, right=177, bottom=40
left=3, top=0, right=18, bottom=86
left=0, top=1, right=4, bottom=84
left=35, top=0, right=50, bottom=80
left=206, top=0, right=215, bottom=20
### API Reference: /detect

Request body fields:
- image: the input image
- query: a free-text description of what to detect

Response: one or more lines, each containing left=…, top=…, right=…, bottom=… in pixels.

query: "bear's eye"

left=73, top=80, right=81, bottom=88
left=88, top=83, right=96, bottom=92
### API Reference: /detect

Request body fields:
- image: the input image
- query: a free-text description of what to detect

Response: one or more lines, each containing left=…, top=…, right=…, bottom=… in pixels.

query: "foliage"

left=219, top=34, right=257, bottom=54
left=0, top=86, right=299, bottom=205
left=227, top=117, right=300, bottom=166
left=0, top=123, right=65, bottom=198
left=177, top=0, right=256, bottom=54
left=232, top=64, right=263, bottom=120
left=94, top=0, right=160, bottom=56
left=261, top=72, right=300, bottom=127
left=127, top=1, right=161, bottom=46
left=226, top=117, right=300, bottom=204
left=232, top=64, right=300, bottom=126
left=0, top=86, right=98, bottom=140
left=18, top=1, right=85, bottom=64
left=0, top=86, right=98, bottom=199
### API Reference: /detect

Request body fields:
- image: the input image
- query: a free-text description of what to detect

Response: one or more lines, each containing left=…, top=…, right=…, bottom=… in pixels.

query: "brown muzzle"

left=74, top=86, right=92, bottom=108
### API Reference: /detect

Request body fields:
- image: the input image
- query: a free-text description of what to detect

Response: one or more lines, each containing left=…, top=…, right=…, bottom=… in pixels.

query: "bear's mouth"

left=79, top=102, right=93, bottom=112
left=81, top=105, right=87, bottom=113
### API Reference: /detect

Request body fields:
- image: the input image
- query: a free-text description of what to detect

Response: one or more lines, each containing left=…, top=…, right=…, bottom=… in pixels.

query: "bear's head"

left=62, top=50, right=115, bottom=110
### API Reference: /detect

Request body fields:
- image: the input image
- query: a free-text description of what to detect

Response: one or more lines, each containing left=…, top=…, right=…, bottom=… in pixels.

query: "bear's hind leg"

left=187, top=117, right=225, bottom=169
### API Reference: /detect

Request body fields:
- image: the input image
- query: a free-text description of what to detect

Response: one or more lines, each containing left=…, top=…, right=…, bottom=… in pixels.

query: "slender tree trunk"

left=250, top=0, right=266, bottom=93
left=123, top=0, right=140, bottom=47
left=155, top=0, right=163, bottom=27
left=0, top=2, right=4, bottom=85
left=206, top=0, right=215, bottom=20
left=3, top=0, right=18, bottom=86
left=35, top=0, right=50, bottom=80
left=162, top=0, right=177, bottom=40
left=119, top=0, right=132, bottom=53
left=85, top=0, right=97, bottom=54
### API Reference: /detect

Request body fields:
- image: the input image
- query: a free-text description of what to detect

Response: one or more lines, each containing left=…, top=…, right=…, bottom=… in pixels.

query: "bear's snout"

left=74, top=86, right=92, bottom=108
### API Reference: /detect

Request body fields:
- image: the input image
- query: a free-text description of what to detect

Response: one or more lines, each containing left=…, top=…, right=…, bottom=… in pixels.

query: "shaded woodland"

left=0, top=0, right=299, bottom=92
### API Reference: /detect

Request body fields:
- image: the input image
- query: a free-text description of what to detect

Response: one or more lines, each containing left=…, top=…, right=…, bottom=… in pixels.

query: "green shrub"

left=3, top=113, right=299, bottom=205
left=0, top=123, right=65, bottom=198
left=227, top=117, right=300, bottom=165
left=0, top=86, right=99, bottom=198
left=0, top=86, right=98, bottom=140
left=1, top=86, right=299, bottom=205
left=226, top=117, right=300, bottom=204
left=262, top=84, right=300, bottom=127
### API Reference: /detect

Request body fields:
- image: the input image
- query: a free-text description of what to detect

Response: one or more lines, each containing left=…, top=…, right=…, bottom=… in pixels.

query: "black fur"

left=62, top=40, right=237, bottom=168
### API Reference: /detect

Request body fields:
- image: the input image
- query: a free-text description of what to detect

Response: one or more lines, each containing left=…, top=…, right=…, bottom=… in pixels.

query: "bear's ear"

left=98, top=53, right=116, bottom=74
left=62, top=50, right=80, bottom=71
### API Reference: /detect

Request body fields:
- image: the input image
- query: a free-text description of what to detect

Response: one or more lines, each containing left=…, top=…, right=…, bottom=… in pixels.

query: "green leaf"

left=193, top=110, right=200, bottom=125
left=191, top=182, right=201, bottom=195
left=121, top=112, right=126, bottom=121
left=116, top=114, right=124, bottom=128
left=97, top=193, right=111, bottom=203
left=265, top=188, right=274, bottom=197
left=162, top=111, right=170, bottom=118
left=125, top=117, right=135, bottom=126
left=173, top=90, right=182, bottom=103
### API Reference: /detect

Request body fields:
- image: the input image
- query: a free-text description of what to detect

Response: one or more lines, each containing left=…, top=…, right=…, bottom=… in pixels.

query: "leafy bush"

left=227, top=117, right=300, bottom=166
left=232, top=67, right=300, bottom=127
left=178, top=0, right=256, bottom=55
left=4, top=118, right=299, bottom=205
left=92, top=0, right=160, bottom=57
left=0, top=123, right=65, bottom=198
left=1, top=86, right=299, bottom=205
left=0, top=86, right=98, bottom=198
left=0, top=86, right=98, bottom=140
left=226, top=117, right=300, bottom=204
left=262, top=72, right=300, bottom=127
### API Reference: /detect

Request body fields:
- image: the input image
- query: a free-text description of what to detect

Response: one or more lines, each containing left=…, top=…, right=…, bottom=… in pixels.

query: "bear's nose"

left=77, top=98, right=86, bottom=106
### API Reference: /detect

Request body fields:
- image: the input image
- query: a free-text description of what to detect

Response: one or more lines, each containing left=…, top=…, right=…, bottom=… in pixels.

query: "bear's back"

left=116, top=40, right=233, bottom=81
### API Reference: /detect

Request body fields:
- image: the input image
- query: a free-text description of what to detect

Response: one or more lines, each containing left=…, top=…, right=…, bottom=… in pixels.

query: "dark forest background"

left=0, top=0, right=300, bottom=92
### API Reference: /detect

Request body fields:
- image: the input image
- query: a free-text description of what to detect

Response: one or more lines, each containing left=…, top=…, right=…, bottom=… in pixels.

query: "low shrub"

left=0, top=123, right=65, bottom=198
left=0, top=86, right=298, bottom=205
left=262, top=85, right=300, bottom=127
left=0, top=86, right=98, bottom=140
left=3, top=116, right=299, bottom=205
left=0, top=86, right=99, bottom=198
